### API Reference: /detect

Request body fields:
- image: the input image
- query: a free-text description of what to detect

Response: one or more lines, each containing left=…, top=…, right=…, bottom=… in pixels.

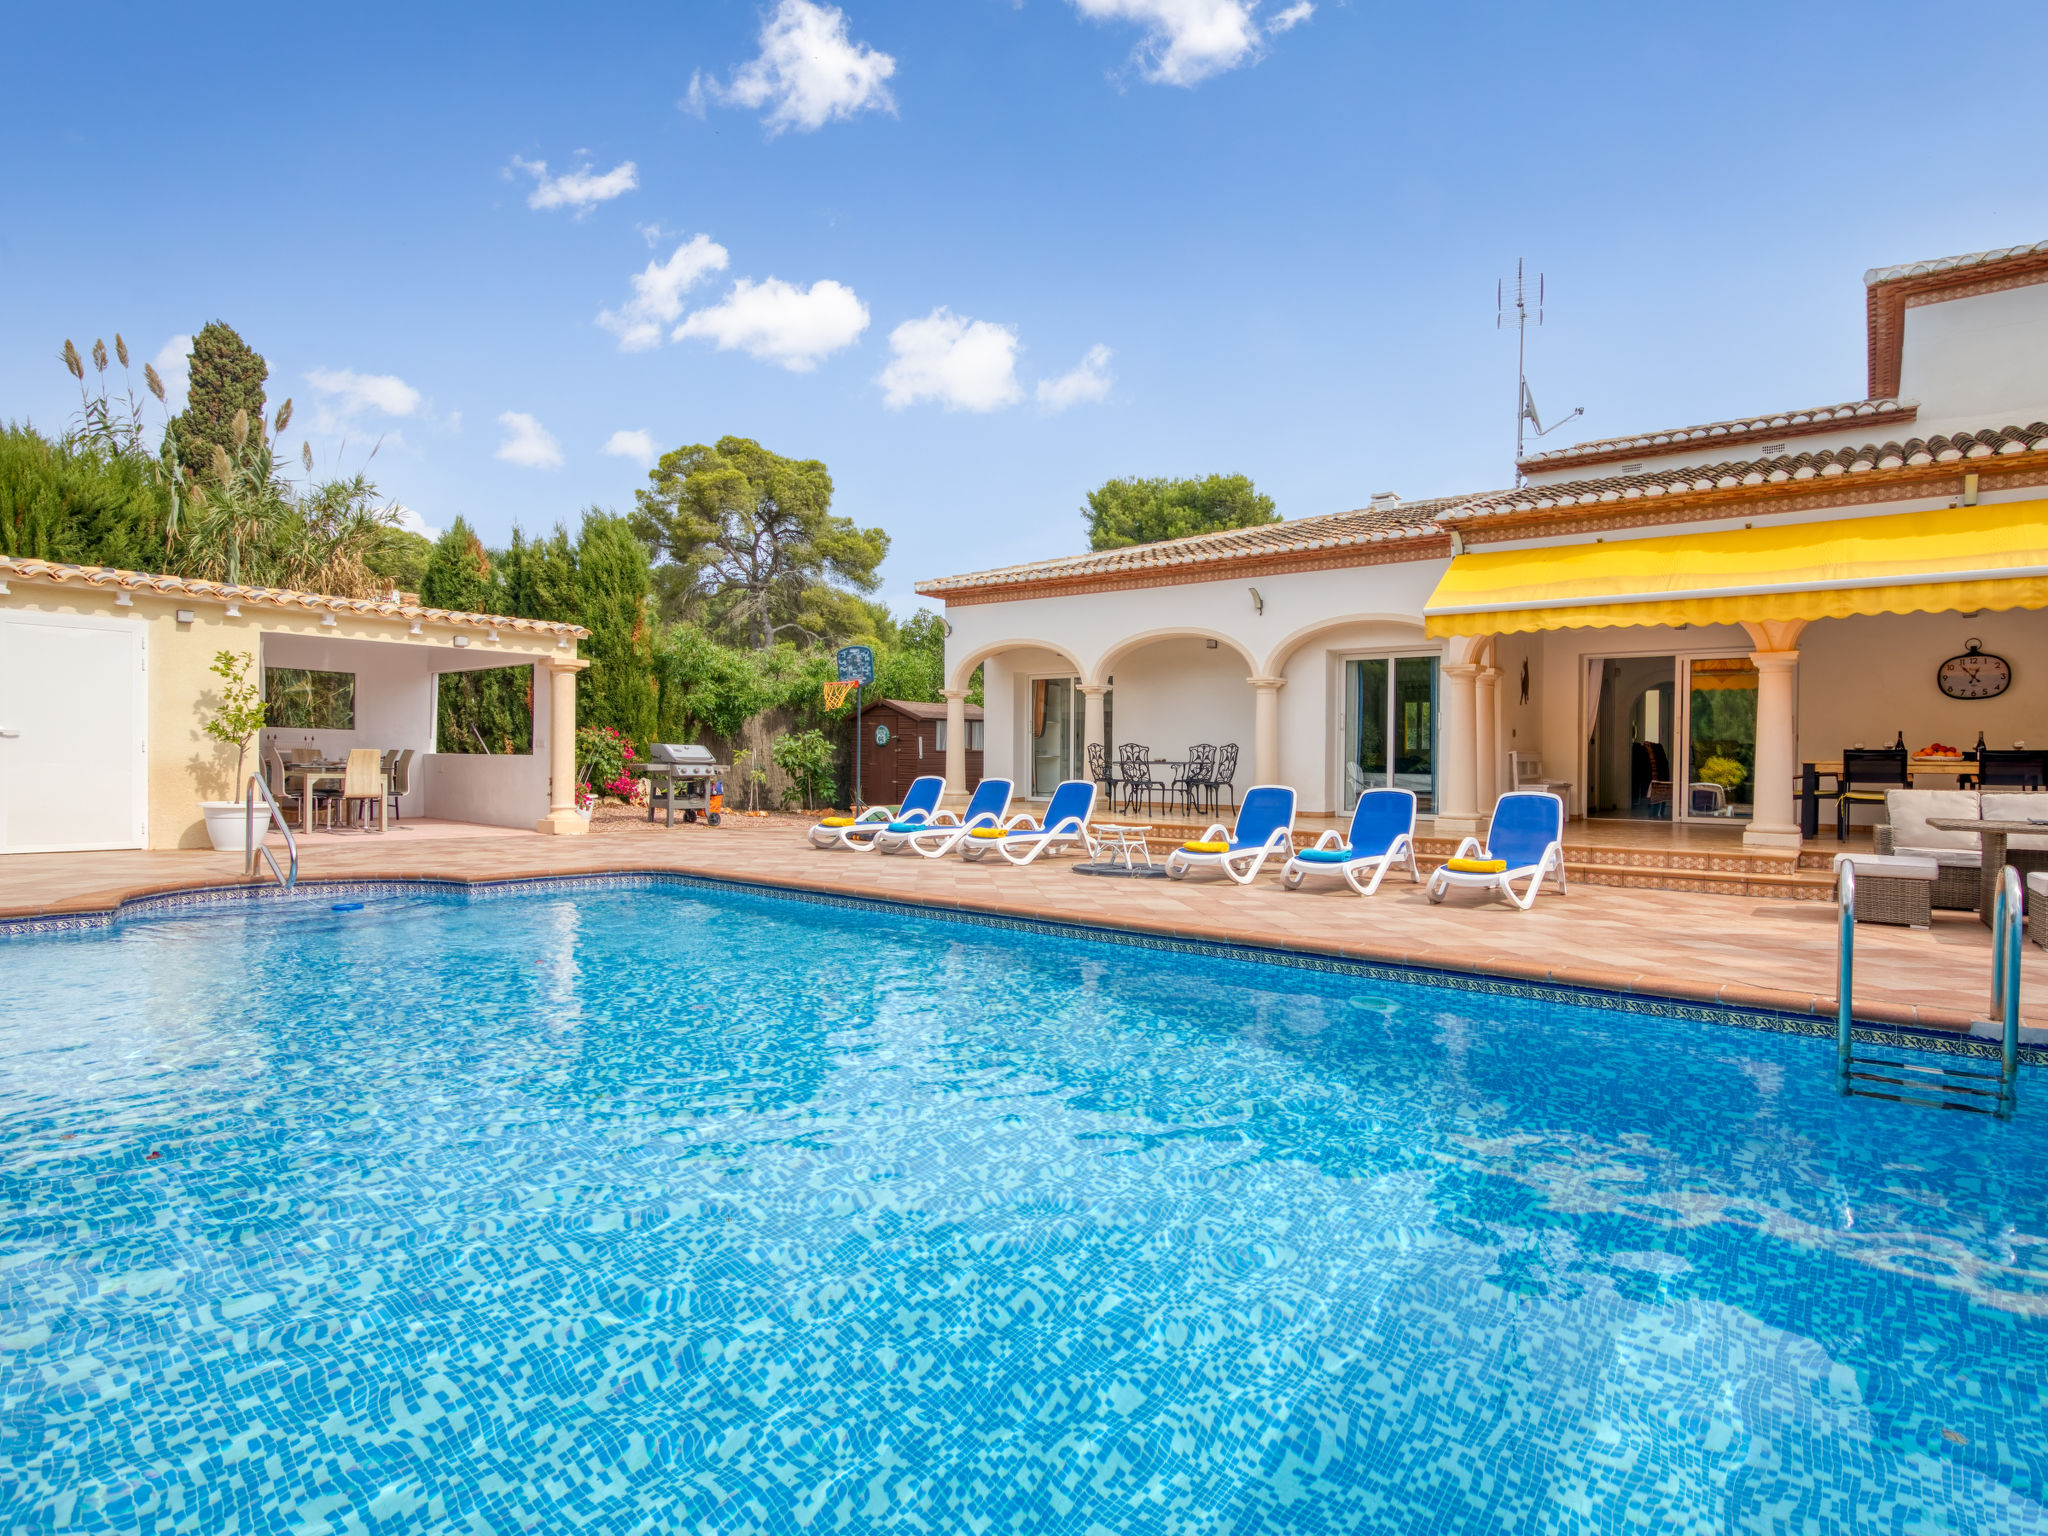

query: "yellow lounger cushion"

left=818, top=817, right=857, bottom=827
left=969, top=827, right=1006, bottom=839
left=1181, top=840, right=1230, bottom=854
left=1446, top=857, right=1508, bottom=874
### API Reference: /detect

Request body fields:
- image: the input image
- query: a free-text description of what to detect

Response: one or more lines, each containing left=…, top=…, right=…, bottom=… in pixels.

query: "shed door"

left=0, top=613, right=147, bottom=852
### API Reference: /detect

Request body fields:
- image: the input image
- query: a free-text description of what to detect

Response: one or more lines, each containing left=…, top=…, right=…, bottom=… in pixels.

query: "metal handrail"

left=244, top=773, right=298, bottom=890
left=1836, top=862, right=1855, bottom=1095
left=1994, top=864, right=2021, bottom=1119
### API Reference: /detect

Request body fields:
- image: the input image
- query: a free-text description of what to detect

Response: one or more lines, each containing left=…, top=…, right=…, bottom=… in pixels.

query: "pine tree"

left=575, top=510, right=656, bottom=743
left=168, top=322, right=269, bottom=486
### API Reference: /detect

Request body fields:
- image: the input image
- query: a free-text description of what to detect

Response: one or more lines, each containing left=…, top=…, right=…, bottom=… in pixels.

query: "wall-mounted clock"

left=1936, top=639, right=2011, bottom=700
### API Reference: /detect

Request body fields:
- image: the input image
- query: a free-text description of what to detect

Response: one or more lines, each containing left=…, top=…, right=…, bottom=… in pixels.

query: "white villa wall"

left=1898, top=282, right=2048, bottom=440
left=1107, top=638, right=1254, bottom=773
left=982, top=647, right=1074, bottom=799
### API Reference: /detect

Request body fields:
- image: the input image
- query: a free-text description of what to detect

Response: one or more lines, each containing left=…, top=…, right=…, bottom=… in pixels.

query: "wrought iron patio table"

left=1091, top=823, right=1154, bottom=871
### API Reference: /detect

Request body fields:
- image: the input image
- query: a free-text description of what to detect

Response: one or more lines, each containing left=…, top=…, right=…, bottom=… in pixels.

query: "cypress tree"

left=575, top=510, right=656, bottom=743
left=417, top=518, right=500, bottom=614
left=169, top=322, right=269, bottom=486
left=502, top=523, right=580, bottom=624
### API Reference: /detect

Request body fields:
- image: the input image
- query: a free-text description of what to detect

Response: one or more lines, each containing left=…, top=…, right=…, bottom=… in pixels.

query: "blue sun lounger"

left=878, top=777, right=1015, bottom=857
left=1282, top=787, right=1419, bottom=896
left=961, top=779, right=1098, bottom=864
left=1165, top=784, right=1297, bottom=884
left=1426, top=791, right=1567, bottom=910
left=807, top=774, right=946, bottom=851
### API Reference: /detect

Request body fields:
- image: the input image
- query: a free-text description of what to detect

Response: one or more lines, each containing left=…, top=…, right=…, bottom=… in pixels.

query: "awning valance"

left=1422, top=499, right=2048, bottom=637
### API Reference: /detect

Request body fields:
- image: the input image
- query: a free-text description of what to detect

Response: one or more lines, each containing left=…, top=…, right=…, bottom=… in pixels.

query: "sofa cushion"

left=1893, top=845, right=1983, bottom=868
left=1884, top=789, right=1981, bottom=851
left=1982, top=792, right=2048, bottom=851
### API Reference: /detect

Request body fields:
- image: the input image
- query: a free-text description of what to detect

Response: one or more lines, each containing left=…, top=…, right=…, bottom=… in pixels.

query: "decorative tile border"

left=7, top=869, right=2035, bottom=1071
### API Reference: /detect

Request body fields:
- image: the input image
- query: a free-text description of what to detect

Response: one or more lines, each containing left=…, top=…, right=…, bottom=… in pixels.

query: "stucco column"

left=1435, top=662, right=1483, bottom=836
left=943, top=688, right=969, bottom=797
left=1079, top=683, right=1107, bottom=769
left=1744, top=649, right=1803, bottom=850
left=536, top=656, right=592, bottom=836
left=1249, top=677, right=1285, bottom=786
left=1475, top=665, right=1500, bottom=812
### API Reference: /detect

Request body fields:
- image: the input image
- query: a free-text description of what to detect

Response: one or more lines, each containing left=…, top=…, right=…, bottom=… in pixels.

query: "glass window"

left=264, top=668, right=355, bottom=730
left=935, top=719, right=987, bottom=751
left=1344, top=655, right=1437, bottom=812
left=1031, top=678, right=1080, bottom=796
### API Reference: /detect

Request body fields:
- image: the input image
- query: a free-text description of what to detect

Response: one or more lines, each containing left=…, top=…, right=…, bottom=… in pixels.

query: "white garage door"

left=0, top=613, right=147, bottom=853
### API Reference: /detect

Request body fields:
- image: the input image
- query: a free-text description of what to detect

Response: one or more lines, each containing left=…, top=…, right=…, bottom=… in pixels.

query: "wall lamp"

left=223, top=601, right=241, bottom=618
left=175, top=609, right=195, bottom=625
left=454, top=634, right=471, bottom=648
left=0, top=580, right=10, bottom=596
left=114, top=590, right=134, bottom=607
left=1249, top=587, right=1264, bottom=615
left=321, top=613, right=338, bottom=627
left=488, top=629, right=500, bottom=643
left=409, top=621, right=423, bottom=635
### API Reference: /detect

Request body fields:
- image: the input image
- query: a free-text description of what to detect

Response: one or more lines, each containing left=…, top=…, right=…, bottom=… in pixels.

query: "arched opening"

left=1092, top=632, right=1258, bottom=815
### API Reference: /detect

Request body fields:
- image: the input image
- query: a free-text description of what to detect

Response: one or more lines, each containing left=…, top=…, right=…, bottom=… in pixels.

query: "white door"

left=0, top=613, right=147, bottom=852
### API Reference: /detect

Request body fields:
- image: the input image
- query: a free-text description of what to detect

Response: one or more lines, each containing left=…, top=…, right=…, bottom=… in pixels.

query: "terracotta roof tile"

left=0, top=557, right=591, bottom=637
left=1519, top=397, right=1916, bottom=471
left=1449, top=422, right=2048, bottom=520
left=1865, top=238, right=2048, bottom=287
left=915, top=494, right=1482, bottom=596
left=875, top=697, right=984, bottom=721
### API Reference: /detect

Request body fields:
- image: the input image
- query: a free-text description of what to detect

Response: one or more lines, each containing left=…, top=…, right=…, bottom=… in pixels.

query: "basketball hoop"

left=822, top=680, right=858, bottom=710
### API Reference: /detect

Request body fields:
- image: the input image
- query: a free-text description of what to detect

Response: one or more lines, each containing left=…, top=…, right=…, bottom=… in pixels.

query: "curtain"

left=1583, top=658, right=1603, bottom=746
left=1032, top=680, right=1047, bottom=739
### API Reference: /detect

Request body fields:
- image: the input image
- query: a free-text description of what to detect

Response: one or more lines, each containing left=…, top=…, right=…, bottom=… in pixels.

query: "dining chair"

left=385, top=748, right=416, bottom=825
left=319, top=748, right=386, bottom=833
left=1116, top=742, right=1163, bottom=817
left=1086, top=741, right=1120, bottom=810
left=1976, top=749, right=2047, bottom=789
left=1210, top=743, right=1240, bottom=811
left=266, top=742, right=303, bottom=820
left=1837, top=747, right=1909, bottom=839
left=1175, top=744, right=1217, bottom=816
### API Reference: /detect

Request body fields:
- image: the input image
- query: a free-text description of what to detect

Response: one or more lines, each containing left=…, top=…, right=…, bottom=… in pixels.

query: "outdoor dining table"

left=1799, top=756, right=1978, bottom=838
left=279, top=760, right=389, bottom=834
left=1926, top=816, right=2048, bottom=927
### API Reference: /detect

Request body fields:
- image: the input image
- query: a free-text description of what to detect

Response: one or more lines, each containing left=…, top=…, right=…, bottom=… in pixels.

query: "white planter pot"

left=199, top=801, right=253, bottom=853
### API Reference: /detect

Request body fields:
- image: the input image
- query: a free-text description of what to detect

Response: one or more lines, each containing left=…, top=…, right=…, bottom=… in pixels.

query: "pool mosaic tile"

left=2, top=882, right=2044, bottom=1533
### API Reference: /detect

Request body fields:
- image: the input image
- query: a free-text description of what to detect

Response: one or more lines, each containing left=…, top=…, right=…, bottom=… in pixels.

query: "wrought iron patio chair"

left=1210, top=743, right=1240, bottom=812
left=1117, top=742, right=1164, bottom=817
left=1174, top=744, right=1217, bottom=817
left=1087, top=741, right=1120, bottom=810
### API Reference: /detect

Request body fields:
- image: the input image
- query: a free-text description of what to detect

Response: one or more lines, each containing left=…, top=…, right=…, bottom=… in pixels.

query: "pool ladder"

left=1835, top=863, right=2019, bottom=1116
left=244, top=773, right=299, bottom=891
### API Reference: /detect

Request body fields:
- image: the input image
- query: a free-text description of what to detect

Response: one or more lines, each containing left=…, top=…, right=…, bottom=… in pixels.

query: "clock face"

left=1937, top=648, right=2012, bottom=700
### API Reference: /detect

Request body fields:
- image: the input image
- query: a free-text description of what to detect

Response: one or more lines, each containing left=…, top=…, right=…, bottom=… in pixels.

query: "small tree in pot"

left=198, top=650, right=267, bottom=850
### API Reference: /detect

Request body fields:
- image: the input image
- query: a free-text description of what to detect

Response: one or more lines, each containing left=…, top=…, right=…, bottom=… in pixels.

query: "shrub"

left=772, top=729, right=836, bottom=810
left=577, top=724, right=638, bottom=799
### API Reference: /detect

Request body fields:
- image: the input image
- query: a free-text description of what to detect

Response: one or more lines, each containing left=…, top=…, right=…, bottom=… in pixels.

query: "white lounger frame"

left=1164, top=786, right=1297, bottom=885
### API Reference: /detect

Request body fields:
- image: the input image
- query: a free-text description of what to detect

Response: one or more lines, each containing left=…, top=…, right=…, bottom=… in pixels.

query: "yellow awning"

left=1423, top=499, right=2048, bottom=637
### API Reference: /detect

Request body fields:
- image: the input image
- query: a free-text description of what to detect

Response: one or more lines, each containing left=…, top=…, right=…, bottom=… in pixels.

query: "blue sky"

left=6, top=1, right=2045, bottom=614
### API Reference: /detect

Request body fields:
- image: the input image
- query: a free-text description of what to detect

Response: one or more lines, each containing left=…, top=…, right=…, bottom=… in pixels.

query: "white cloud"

left=1036, top=344, right=1114, bottom=411
left=676, top=277, right=870, bottom=372
left=152, top=334, right=193, bottom=410
left=597, top=235, right=730, bottom=351
left=495, top=411, right=564, bottom=468
left=879, top=308, right=1023, bottom=412
left=603, top=429, right=658, bottom=465
left=305, top=367, right=422, bottom=421
left=508, top=155, right=639, bottom=215
left=1070, top=0, right=1270, bottom=85
left=391, top=503, right=441, bottom=540
left=1266, top=0, right=1312, bottom=31
left=710, top=0, right=897, bottom=133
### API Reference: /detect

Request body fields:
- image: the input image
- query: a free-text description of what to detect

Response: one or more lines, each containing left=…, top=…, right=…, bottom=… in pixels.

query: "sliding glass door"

left=1030, top=677, right=1083, bottom=796
left=1587, top=652, right=1756, bottom=821
left=1683, top=656, right=1757, bottom=821
left=1344, top=655, right=1437, bottom=812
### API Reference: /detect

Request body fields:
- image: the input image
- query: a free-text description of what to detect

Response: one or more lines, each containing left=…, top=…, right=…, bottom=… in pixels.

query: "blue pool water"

left=1, top=881, right=2044, bottom=1535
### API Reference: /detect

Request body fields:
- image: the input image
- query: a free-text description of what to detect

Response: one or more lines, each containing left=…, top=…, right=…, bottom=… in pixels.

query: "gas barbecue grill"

left=637, top=743, right=727, bottom=827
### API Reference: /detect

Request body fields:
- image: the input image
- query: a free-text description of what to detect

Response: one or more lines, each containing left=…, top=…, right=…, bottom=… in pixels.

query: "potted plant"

left=198, top=650, right=267, bottom=851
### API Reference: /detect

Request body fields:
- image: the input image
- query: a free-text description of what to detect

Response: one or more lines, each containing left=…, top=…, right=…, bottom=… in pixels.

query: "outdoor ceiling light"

left=409, top=621, right=422, bottom=635
left=454, top=634, right=470, bottom=648
left=175, top=609, right=195, bottom=625
left=223, top=602, right=240, bottom=617
left=0, top=580, right=10, bottom=595
left=556, top=636, right=568, bottom=648
left=489, top=629, right=500, bottom=642
left=321, top=613, right=338, bottom=627
left=114, top=590, right=133, bottom=607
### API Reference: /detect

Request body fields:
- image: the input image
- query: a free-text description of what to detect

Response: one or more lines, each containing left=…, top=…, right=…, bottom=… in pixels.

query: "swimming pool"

left=1, top=878, right=2043, bottom=1533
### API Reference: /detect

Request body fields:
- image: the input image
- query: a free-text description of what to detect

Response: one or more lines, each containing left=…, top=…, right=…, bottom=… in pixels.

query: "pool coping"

left=4, top=865, right=2039, bottom=1068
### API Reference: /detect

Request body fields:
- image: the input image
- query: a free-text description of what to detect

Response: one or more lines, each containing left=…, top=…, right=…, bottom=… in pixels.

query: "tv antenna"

left=1498, top=259, right=1583, bottom=478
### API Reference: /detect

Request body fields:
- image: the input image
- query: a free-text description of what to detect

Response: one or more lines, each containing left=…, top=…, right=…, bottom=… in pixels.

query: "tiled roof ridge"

left=1865, top=238, right=2048, bottom=287
left=1519, top=397, right=1916, bottom=469
left=0, top=556, right=591, bottom=637
left=915, top=494, right=1485, bottom=594
left=1449, top=422, right=2048, bottom=520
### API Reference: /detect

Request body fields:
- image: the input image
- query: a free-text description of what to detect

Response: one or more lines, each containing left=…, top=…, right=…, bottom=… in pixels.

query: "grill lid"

left=648, top=743, right=716, bottom=764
